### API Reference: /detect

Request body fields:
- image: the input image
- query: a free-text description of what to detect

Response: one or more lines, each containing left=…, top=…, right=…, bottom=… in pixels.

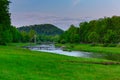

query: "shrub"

left=90, top=43, right=97, bottom=47
left=108, top=44, right=117, bottom=47
left=117, top=44, right=120, bottom=47
left=102, top=43, right=109, bottom=47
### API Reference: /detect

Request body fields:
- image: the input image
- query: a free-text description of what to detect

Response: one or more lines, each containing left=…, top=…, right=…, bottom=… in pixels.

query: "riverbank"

left=56, top=43, right=120, bottom=54
left=0, top=43, right=120, bottom=80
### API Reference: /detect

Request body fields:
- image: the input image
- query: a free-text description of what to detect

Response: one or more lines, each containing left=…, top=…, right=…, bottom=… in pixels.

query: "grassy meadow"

left=0, top=43, right=120, bottom=80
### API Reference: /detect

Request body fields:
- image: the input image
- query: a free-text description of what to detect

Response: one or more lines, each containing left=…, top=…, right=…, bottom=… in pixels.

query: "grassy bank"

left=56, top=43, right=120, bottom=54
left=0, top=44, right=120, bottom=80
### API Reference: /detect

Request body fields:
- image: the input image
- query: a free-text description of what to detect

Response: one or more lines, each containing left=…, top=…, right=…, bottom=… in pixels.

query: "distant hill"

left=18, top=24, right=64, bottom=36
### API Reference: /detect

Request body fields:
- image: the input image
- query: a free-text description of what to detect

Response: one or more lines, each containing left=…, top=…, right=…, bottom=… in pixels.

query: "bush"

left=117, top=44, right=120, bottom=47
left=102, top=43, right=109, bottom=47
left=102, top=43, right=117, bottom=47
left=97, top=44, right=104, bottom=47
left=60, top=39, right=66, bottom=44
left=107, top=44, right=117, bottom=47
left=90, top=43, right=97, bottom=47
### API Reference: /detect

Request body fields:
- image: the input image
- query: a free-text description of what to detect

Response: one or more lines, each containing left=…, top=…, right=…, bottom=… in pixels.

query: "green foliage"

left=11, top=26, right=21, bottom=42
left=18, top=24, right=64, bottom=36
left=61, top=16, right=120, bottom=44
left=78, top=16, right=120, bottom=44
left=0, top=0, right=21, bottom=44
left=17, top=26, right=61, bottom=43
left=0, top=27, right=13, bottom=45
left=0, top=0, right=12, bottom=45
left=117, top=43, right=120, bottom=47
left=20, top=30, right=29, bottom=42
left=102, top=43, right=109, bottom=47
left=88, top=32, right=99, bottom=43
left=103, top=30, right=118, bottom=43
left=107, top=44, right=117, bottom=47
left=17, top=24, right=63, bottom=43
left=3, top=30, right=13, bottom=43
left=28, top=29, right=36, bottom=42
left=60, top=16, right=120, bottom=44
left=0, top=0, right=11, bottom=25
left=59, top=25, right=80, bottom=43
left=37, top=35, right=60, bottom=43
left=90, top=43, right=98, bottom=47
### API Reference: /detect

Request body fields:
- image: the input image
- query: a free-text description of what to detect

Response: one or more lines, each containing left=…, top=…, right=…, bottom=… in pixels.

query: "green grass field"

left=0, top=44, right=120, bottom=80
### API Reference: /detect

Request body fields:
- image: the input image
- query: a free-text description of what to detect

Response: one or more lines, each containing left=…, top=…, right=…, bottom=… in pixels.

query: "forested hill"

left=18, top=24, right=64, bottom=35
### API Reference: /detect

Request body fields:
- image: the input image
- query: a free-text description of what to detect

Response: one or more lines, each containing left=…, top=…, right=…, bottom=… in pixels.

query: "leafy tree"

left=103, top=30, right=118, bottom=43
left=0, top=0, right=14, bottom=45
left=59, top=25, right=80, bottom=43
left=10, top=26, right=21, bottom=42
left=28, top=29, right=36, bottom=42
left=88, top=32, right=99, bottom=43
left=20, top=31, right=29, bottom=42
left=79, top=22, right=90, bottom=43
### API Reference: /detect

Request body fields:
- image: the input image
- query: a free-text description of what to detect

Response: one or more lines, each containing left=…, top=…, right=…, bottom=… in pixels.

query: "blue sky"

left=10, top=0, right=120, bottom=30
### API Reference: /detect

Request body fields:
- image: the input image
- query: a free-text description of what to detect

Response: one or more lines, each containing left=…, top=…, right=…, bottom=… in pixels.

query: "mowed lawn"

left=0, top=45, right=120, bottom=80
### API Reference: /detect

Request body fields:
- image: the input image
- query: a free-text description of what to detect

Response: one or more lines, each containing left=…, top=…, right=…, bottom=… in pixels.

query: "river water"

left=29, top=44, right=120, bottom=61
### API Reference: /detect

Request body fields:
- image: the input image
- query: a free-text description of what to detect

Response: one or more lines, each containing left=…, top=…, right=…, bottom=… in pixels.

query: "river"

left=29, top=44, right=120, bottom=61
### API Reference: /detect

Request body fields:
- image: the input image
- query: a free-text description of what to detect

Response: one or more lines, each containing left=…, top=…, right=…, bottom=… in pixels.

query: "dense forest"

left=59, top=16, right=120, bottom=44
left=18, top=24, right=64, bottom=36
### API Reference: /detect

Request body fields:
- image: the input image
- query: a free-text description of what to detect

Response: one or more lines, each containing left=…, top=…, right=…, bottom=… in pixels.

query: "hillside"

left=18, top=24, right=64, bottom=35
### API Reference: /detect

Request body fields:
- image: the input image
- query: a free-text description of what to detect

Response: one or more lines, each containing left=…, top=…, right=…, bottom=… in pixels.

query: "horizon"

left=10, top=0, right=120, bottom=30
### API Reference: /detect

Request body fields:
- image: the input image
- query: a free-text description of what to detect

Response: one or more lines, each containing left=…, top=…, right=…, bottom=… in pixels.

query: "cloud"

left=72, top=0, right=81, bottom=6
left=11, top=12, right=91, bottom=30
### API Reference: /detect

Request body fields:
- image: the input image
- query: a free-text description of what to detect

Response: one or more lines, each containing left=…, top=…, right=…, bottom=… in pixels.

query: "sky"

left=10, top=0, right=120, bottom=30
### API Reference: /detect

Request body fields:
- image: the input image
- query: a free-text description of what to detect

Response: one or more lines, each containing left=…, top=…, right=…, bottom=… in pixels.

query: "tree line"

left=59, top=16, right=120, bottom=44
left=18, top=24, right=63, bottom=43
left=19, top=29, right=60, bottom=43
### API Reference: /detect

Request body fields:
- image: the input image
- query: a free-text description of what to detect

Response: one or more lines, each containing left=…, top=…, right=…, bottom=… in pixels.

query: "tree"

left=0, top=0, right=12, bottom=45
left=103, top=30, right=118, bottom=43
left=88, top=32, right=99, bottom=43
left=11, top=26, right=21, bottom=42
left=79, top=22, right=90, bottom=43
left=20, top=31, right=29, bottom=42
left=28, top=29, right=36, bottom=42
left=59, top=25, right=80, bottom=43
